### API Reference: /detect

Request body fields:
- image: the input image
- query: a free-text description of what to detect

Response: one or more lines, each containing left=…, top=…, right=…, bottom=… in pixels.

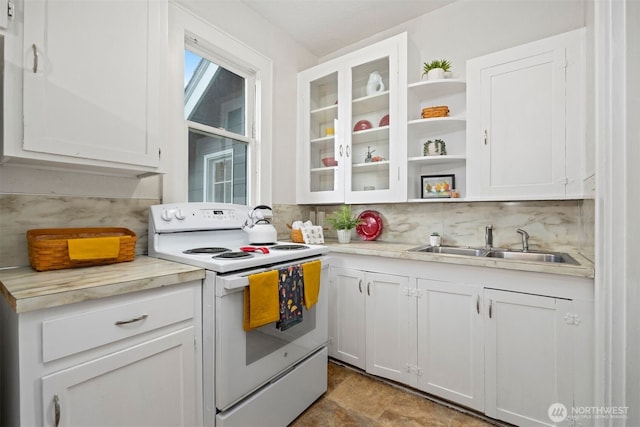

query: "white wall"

left=323, top=0, right=586, bottom=79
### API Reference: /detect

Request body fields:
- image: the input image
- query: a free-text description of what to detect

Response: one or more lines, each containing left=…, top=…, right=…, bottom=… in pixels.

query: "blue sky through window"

left=184, top=50, right=201, bottom=88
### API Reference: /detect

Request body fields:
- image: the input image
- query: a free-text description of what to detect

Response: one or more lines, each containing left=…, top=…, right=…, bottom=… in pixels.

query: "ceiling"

left=239, top=0, right=457, bottom=57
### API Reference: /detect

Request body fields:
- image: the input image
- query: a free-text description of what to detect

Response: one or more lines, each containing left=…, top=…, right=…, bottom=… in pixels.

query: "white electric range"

left=148, top=203, right=329, bottom=427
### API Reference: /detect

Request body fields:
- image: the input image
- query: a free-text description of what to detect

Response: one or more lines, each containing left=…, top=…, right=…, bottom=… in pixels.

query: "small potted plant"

left=325, top=205, right=363, bottom=244
left=422, top=59, right=452, bottom=80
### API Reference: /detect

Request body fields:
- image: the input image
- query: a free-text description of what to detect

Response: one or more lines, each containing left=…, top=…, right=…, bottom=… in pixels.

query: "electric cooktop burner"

left=183, top=247, right=231, bottom=254
left=213, top=251, right=254, bottom=259
left=270, top=244, right=309, bottom=250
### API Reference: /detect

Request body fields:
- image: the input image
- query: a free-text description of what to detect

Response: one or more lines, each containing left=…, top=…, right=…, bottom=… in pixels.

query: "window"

left=184, top=40, right=255, bottom=204
left=167, top=5, right=273, bottom=205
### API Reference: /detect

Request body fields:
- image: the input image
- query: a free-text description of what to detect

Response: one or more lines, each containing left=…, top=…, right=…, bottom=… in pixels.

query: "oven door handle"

left=218, top=257, right=325, bottom=290
left=220, top=275, right=250, bottom=290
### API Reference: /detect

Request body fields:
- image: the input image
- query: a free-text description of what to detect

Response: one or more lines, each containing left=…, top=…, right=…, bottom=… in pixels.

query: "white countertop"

left=324, top=240, right=595, bottom=279
left=0, top=256, right=205, bottom=313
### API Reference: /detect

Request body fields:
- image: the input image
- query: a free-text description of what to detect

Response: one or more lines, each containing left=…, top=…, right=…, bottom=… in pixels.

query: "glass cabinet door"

left=347, top=57, right=391, bottom=196
left=296, top=33, right=407, bottom=205
left=297, top=68, right=344, bottom=204
left=309, top=73, right=339, bottom=194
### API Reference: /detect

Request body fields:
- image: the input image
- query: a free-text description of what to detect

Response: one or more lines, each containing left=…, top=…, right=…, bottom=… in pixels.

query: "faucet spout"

left=485, top=225, right=493, bottom=249
left=517, top=228, right=530, bottom=252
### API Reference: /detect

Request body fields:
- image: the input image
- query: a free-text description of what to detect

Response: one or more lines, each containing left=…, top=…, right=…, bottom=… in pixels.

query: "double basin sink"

left=409, top=245, right=580, bottom=265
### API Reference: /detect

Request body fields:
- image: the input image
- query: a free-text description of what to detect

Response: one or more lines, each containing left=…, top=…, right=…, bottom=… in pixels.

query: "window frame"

left=166, top=3, right=273, bottom=206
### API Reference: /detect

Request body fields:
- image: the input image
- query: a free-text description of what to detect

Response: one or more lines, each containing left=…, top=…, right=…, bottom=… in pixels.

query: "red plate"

left=356, top=210, right=383, bottom=241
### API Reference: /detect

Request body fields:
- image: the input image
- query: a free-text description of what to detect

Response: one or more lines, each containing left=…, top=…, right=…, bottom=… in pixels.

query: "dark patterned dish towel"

left=277, top=264, right=304, bottom=331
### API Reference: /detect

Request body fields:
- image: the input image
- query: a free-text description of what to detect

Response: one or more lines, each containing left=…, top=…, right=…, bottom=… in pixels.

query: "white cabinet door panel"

left=23, top=0, right=165, bottom=169
left=417, top=279, right=483, bottom=411
left=365, top=272, right=413, bottom=385
left=331, top=267, right=366, bottom=369
left=484, top=289, right=573, bottom=427
left=467, top=28, right=585, bottom=199
left=41, top=328, right=196, bottom=427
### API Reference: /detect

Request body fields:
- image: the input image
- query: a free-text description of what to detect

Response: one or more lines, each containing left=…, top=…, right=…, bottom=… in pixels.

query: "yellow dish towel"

left=67, top=237, right=121, bottom=260
left=302, top=260, right=321, bottom=310
left=243, top=270, right=280, bottom=331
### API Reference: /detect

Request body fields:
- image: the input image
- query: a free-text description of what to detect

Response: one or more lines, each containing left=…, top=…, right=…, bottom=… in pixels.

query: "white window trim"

left=203, top=148, right=233, bottom=202
left=166, top=2, right=273, bottom=206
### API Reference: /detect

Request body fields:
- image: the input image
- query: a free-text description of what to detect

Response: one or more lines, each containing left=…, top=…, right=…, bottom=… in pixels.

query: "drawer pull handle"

left=115, top=314, right=148, bottom=326
left=476, top=295, right=480, bottom=314
left=489, top=300, right=493, bottom=319
left=358, top=279, right=363, bottom=293
left=367, top=282, right=371, bottom=296
left=53, top=394, right=60, bottom=427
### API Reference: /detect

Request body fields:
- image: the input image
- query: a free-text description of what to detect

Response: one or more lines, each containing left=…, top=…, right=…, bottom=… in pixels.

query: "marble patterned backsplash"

left=274, top=200, right=595, bottom=261
left=1, top=195, right=594, bottom=268
left=0, top=195, right=159, bottom=268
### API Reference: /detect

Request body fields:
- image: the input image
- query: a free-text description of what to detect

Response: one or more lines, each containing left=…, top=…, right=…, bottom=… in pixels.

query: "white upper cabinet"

left=297, top=33, right=407, bottom=204
left=466, top=28, right=585, bottom=199
left=15, top=0, right=167, bottom=175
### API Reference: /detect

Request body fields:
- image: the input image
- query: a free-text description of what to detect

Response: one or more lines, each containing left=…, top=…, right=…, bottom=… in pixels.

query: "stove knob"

left=161, top=209, right=174, bottom=221
left=175, top=208, right=186, bottom=221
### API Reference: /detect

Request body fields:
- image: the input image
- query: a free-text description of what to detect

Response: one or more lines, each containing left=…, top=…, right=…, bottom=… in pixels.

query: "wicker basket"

left=27, top=228, right=137, bottom=271
left=286, top=224, right=305, bottom=243
left=422, top=106, right=450, bottom=119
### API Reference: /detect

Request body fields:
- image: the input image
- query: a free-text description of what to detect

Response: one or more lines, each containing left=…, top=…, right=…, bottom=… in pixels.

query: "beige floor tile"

left=291, top=362, right=500, bottom=427
left=327, top=373, right=405, bottom=421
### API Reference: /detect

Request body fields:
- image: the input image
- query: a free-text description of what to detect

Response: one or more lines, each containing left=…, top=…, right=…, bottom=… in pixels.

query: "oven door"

left=214, top=257, right=328, bottom=411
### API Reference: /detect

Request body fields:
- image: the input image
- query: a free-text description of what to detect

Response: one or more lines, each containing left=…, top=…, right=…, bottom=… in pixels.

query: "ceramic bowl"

left=353, top=120, right=373, bottom=132
left=322, top=157, right=338, bottom=167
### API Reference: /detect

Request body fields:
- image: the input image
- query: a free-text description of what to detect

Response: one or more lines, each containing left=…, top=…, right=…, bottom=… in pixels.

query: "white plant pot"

left=427, top=68, right=445, bottom=80
left=336, top=229, right=352, bottom=244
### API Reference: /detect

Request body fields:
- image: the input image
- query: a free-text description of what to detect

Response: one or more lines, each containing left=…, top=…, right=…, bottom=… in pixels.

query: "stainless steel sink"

left=409, top=245, right=489, bottom=257
left=408, top=245, right=580, bottom=265
left=486, top=250, right=580, bottom=265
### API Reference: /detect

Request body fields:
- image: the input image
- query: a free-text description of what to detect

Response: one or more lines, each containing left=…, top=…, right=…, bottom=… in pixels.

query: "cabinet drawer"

left=42, top=287, right=197, bottom=363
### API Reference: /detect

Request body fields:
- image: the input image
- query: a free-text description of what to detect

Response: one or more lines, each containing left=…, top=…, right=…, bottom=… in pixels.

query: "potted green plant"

left=422, top=59, right=452, bottom=80
left=325, top=205, right=363, bottom=243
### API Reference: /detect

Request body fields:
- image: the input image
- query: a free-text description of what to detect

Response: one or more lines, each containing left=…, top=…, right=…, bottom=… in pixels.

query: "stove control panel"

left=150, top=203, right=250, bottom=232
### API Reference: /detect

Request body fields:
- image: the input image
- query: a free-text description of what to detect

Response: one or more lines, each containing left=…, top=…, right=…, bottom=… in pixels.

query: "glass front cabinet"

left=296, top=34, right=407, bottom=204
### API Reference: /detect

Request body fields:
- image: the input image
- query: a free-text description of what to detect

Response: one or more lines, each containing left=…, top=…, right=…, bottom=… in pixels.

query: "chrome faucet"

left=485, top=225, right=493, bottom=249
left=517, top=228, right=530, bottom=252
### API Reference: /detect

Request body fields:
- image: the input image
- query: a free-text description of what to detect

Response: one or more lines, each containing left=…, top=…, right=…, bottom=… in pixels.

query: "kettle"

left=242, top=205, right=278, bottom=245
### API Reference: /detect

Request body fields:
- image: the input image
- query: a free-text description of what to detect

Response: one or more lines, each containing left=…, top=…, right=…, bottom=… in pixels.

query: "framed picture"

left=421, top=174, right=455, bottom=198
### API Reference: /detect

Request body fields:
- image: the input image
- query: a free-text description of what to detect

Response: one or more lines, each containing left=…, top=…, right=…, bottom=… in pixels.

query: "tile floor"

left=290, top=361, right=501, bottom=427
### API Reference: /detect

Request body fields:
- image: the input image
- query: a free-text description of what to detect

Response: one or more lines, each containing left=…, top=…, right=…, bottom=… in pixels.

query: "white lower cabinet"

left=329, top=267, right=413, bottom=385
left=41, top=328, right=195, bottom=427
left=484, top=289, right=573, bottom=427
left=416, top=279, right=484, bottom=411
left=329, top=254, right=593, bottom=427
left=0, top=281, right=202, bottom=427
